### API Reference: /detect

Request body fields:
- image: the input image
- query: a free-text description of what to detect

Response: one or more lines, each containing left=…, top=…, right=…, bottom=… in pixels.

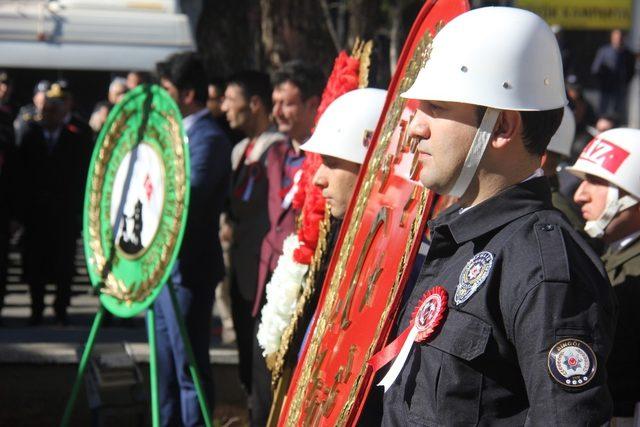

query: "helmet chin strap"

left=584, top=185, right=638, bottom=238
left=448, top=108, right=500, bottom=198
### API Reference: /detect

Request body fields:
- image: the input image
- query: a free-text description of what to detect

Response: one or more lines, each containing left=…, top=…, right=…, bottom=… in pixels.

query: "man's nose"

left=573, top=181, right=589, bottom=205
left=407, top=114, right=430, bottom=153
left=312, top=166, right=328, bottom=188
left=272, top=103, right=282, bottom=117
left=407, top=112, right=430, bottom=141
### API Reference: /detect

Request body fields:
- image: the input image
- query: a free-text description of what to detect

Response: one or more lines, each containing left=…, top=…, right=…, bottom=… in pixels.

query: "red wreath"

left=292, top=51, right=362, bottom=264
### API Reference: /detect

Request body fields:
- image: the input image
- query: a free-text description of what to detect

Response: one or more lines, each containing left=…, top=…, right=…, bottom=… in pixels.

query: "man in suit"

left=591, top=29, right=635, bottom=116
left=207, top=77, right=243, bottom=144
left=0, top=72, right=16, bottom=325
left=17, top=83, right=92, bottom=325
left=55, top=79, right=95, bottom=147
left=219, top=70, right=284, bottom=393
left=157, top=52, right=232, bottom=427
left=250, top=60, right=325, bottom=427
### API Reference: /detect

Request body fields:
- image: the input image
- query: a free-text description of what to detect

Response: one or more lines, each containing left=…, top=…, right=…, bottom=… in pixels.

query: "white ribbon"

left=378, top=325, right=420, bottom=392
left=281, top=169, right=302, bottom=209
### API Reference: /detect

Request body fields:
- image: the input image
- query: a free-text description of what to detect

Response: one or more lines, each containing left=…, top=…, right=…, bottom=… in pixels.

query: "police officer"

left=14, top=80, right=50, bottom=145
left=55, top=79, right=94, bottom=145
left=569, top=128, right=640, bottom=420
left=381, top=7, right=616, bottom=425
left=296, top=87, right=387, bottom=344
left=300, top=88, right=387, bottom=424
left=302, top=88, right=387, bottom=221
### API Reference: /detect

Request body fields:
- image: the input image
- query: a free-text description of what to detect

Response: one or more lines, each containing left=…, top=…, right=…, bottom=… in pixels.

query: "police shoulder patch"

left=454, top=251, right=493, bottom=305
left=547, top=339, right=597, bottom=388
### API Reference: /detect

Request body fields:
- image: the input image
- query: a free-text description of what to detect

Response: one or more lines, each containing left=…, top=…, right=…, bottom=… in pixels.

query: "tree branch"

left=320, top=0, right=341, bottom=54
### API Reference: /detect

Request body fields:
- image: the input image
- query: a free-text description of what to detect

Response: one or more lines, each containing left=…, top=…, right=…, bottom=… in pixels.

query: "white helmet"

left=547, top=106, right=576, bottom=157
left=567, top=128, right=640, bottom=238
left=401, top=7, right=567, bottom=197
left=301, top=88, right=387, bottom=164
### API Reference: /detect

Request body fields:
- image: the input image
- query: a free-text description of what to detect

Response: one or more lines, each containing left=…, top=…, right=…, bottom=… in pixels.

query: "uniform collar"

left=607, top=230, right=640, bottom=255
left=457, top=168, right=543, bottom=215
left=603, top=234, right=640, bottom=271
left=430, top=176, right=553, bottom=245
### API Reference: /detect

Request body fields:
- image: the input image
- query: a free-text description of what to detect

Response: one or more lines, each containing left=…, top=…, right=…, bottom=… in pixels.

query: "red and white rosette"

left=368, top=286, right=448, bottom=391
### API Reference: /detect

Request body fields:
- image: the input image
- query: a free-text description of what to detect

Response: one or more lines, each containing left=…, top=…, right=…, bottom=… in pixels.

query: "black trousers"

left=250, top=311, right=272, bottom=427
left=23, top=220, right=76, bottom=318
left=229, top=275, right=256, bottom=393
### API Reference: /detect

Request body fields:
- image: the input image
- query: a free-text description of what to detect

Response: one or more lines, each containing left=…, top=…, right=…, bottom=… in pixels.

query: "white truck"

left=0, top=0, right=196, bottom=71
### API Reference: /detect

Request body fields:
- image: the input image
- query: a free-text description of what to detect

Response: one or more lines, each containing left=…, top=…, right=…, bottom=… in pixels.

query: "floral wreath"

left=257, top=41, right=373, bottom=382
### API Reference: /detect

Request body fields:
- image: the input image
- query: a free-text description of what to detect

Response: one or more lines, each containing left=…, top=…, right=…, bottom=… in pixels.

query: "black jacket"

left=382, top=177, right=616, bottom=426
left=17, top=120, right=91, bottom=225
left=170, top=113, right=231, bottom=288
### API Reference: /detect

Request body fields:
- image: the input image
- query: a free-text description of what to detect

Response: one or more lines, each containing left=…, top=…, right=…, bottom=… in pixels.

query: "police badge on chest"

left=455, top=251, right=494, bottom=305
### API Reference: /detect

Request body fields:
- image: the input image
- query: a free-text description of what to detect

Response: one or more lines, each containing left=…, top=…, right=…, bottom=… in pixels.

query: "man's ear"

left=540, top=151, right=549, bottom=168
left=249, top=95, right=262, bottom=113
left=305, top=95, right=320, bottom=113
left=181, top=88, right=196, bottom=106
left=492, top=110, right=521, bottom=149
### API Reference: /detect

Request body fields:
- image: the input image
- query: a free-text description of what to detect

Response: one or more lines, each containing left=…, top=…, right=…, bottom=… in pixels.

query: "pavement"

left=0, top=242, right=247, bottom=426
left=0, top=243, right=239, bottom=365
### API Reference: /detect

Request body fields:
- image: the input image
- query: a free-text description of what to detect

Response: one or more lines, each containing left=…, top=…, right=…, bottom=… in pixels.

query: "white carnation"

left=257, top=234, right=309, bottom=356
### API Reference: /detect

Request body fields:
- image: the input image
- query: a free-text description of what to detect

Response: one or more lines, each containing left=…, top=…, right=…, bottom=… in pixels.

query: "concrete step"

left=1, top=241, right=240, bottom=368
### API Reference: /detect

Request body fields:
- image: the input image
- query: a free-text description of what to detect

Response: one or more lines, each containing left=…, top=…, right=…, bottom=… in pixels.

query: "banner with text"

left=516, top=0, right=632, bottom=30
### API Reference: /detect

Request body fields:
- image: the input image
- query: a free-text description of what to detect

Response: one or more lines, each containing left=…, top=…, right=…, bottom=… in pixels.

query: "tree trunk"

left=194, top=0, right=420, bottom=83
left=260, top=0, right=336, bottom=72
left=389, top=1, right=402, bottom=74
left=347, top=0, right=381, bottom=47
left=196, top=0, right=260, bottom=76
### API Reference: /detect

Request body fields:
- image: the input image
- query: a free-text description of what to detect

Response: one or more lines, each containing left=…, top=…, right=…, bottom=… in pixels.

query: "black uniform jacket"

left=382, top=177, right=616, bottom=426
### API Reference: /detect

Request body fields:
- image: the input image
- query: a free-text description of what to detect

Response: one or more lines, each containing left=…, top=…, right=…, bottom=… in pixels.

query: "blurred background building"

left=0, top=0, right=195, bottom=115
left=2, top=0, right=639, bottom=124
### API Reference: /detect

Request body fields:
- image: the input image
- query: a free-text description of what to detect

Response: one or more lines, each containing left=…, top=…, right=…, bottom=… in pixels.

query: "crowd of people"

left=0, top=7, right=638, bottom=426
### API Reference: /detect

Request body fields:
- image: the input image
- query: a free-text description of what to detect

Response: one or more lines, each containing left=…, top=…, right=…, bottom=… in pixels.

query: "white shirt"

left=182, top=108, right=210, bottom=134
